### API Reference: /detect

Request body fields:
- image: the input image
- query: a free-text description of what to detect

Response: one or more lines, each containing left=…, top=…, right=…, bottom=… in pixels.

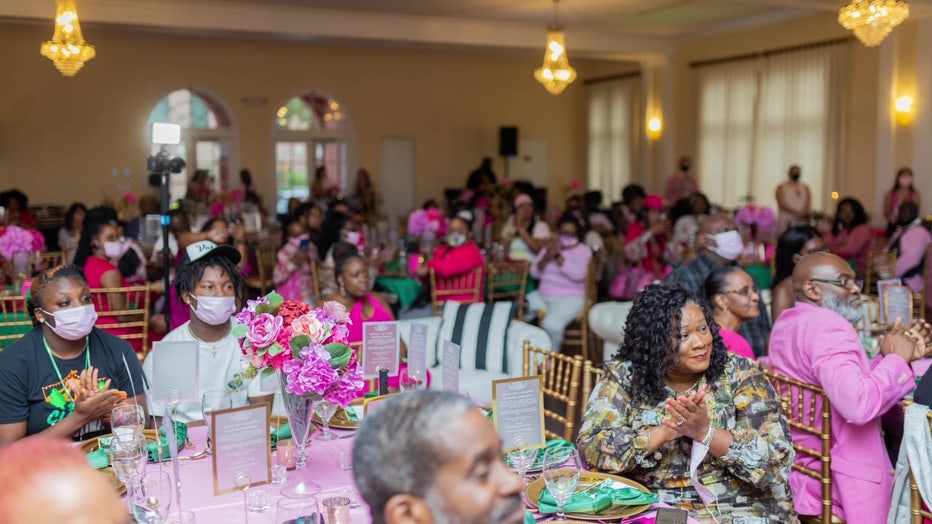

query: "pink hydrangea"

left=283, top=346, right=338, bottom=396
left=325, top=364, right=365, bottom=407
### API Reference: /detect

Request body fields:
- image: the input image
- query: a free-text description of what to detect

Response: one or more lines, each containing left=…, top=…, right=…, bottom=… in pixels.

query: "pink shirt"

left=530, top=243, right=592, bottom=298
left=769, top=302, right=914, bottom=522
left=718, top=327, right=755, bottom=360
left=825, top=223, right=871, bottom=277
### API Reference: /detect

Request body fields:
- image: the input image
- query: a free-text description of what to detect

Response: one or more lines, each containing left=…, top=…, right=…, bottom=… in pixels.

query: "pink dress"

left=84, top=256, right=142, bottom=352
left=718, top=327, right=756, bottom=360
left=425, top=242, right=486, bottom=304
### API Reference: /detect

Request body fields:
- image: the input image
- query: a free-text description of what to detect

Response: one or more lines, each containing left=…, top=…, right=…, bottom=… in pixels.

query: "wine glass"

left=542, top=447, right=581, bottom=521
left=201, top=390, right=232, bottom=452
left=134, top=469, right=173, bottom=524
left=111, top=403, right=145, bottom=439
left=275, top=495, right=321, bottom=524
left=506, top=436, right=537, bottom=487
left=314, top=400, right=338, bottom=441
left=399, top=367, right=426, bottom=391
left=109, top=431, right=149, bottom=512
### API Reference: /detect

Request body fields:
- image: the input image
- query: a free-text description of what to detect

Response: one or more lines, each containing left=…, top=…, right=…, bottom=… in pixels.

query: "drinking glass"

left=276, top=496, right=321, bottom=524
left=542, top=447, right=581, bottom=521
left=134, top=469, right=173, bottom=524
left=506, top=435, right=537, bottom=486
left=108, top=431, right=149, bottom=512
left=165, top=511, right=197, bottom=524
left=111, top=403, right=145, bottom=439
left=314, top=400, right=338, bottom=441
left=201, top=390, right=232, bottom=452
left=398, top=367, right=426, bottom=391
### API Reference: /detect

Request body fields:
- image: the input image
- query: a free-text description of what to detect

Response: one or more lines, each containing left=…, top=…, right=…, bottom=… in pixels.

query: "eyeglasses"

left=724, top=285, right=760, bottom=298
left=809, top=277, right=863, bottom=291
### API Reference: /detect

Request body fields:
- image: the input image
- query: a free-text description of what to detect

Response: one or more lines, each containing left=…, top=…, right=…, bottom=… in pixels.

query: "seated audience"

left=884, top=167, right=921, bottom=235
left=143, top=240, right=268, bottom=423
left=702, top=266, right=759, bottom=359
left=417, top=210, right=486, bottom=304
left=0, top=189, right=37, bottom=228
left=501, top=193, right=550, bottom=262
left=886, top=201, right=932, bottom=309
left=613, top=183, right=646, bottom=237
left=0, top=438, right=128, bottom=523
left=667, top=192, right=711, bottom=265
left=624, top=194, right=671, bottom=281
left=577, top=283, right=796, bottom=522
left=0, top=265, right=146, bottom=444
left=771, top=225, right=825, bottom=322
left=273, top=217, right=318, bottom=303
left=823, top=197, right=871, bottom=277
left=123, top=194, right=158, bottom=241
left=353, top=390, right=525, bottom=524
left=57, top=202, right=86, bottom=264
left=768, top=253, right=929, bottom=522
left=530, top=214, right=592, bottom=350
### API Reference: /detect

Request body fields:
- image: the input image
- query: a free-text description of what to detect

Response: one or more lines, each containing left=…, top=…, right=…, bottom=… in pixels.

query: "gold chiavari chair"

left=765, top=370, right=842, bottom=524
left=429, top=267, right=484, bottom=316
left=245, top=243, right=278, bottom=296
left=90, top=284, right=151, bottom=360
left=487, top=260, right=529, bottom=320
left=310, top=259, right=322, bottom=305
left=0, top=294, right=32, bottom=351
left=580, top=359, right=604, bottom=410
left=37, top=251, right=65, bottom=272
left=865, top=249, right=897, bottom=297
left=908, top=409, right=932, bottom=523
left=522, top=341, right=583, bottom=442
left=562, top=256, right=599, bottom=362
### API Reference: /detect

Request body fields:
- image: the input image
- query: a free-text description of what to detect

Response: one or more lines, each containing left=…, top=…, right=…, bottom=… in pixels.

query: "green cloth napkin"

left=538, top=478, right=658, bottom=515
left=86, top=422, right=188, bottom=469
left=523, top=511, right=536, bottom=524
left=505, top=438, right=574, bottom=469
left=271, top=422, right=292, bottom=446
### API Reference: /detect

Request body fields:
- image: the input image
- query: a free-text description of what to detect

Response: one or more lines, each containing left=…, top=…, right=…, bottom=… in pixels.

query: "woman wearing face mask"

left=530, top=215, right=593, bottom=350
left=142, top=240, right=270, bottom=423
left=0, top=265, right=146, bottom=444
left=884, top=167, right=921, bottom=236
left=416, top=210, right=486, bottom=304
left=771, top=226, right=825, bottom=322
left=624, top=194, right=671, bottom=280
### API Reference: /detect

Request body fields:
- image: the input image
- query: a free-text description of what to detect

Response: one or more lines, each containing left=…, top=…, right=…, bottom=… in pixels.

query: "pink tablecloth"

left=148, top=425, right=369, bottom=523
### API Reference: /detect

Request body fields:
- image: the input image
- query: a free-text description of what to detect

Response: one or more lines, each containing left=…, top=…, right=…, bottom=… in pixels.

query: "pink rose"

left=322, top=301, right=351, bottom=324
left=291, top=314, right=325, bottom=340
left=247, top=313, right=283, bottom=348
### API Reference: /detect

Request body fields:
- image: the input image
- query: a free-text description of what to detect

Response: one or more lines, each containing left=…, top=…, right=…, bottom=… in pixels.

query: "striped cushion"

left=435, top=301, right=515, bottom=374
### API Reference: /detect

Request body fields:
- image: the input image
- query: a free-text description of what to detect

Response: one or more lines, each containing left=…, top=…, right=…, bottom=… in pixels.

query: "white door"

left=507, top=138, right=548, bottom=187
left=379, top=137, right=415, bottom=221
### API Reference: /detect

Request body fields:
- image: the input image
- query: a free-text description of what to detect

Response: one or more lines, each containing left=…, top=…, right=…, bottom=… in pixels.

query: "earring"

left=339, top=282, right=346, bottom=296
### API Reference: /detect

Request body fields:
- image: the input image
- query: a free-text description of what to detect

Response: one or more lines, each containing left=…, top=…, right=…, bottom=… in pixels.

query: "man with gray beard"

left=769, top=252, right=931, bottom=523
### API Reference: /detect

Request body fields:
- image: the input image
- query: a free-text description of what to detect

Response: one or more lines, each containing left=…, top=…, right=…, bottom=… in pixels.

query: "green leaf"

left=266, top=291, right=284, bottom=308
left=325, top=343, right=352, bottom=369
left=290, top=335, right=312, bottom=354
left=260, top=367, right=276, bottom=379
left=255, top=303, right=273, bottom=315
left=268, top=343, right=285, bottom=357
left=231, top=323, right=248, bottom=339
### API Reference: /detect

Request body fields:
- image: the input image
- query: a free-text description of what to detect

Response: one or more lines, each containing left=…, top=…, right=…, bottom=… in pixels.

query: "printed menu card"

left=150, top=341, right=199, bottom=403
left=441, top=340, right=461, bottom=394
left=492, top=376, right=545, bottom=451
left=211, top=404, right=272, bottom=495
left=362, top=322, right=400, bottom=378
left=885, top=284, right=914, bottom=328
left=407, top=322, right=429, bottom=376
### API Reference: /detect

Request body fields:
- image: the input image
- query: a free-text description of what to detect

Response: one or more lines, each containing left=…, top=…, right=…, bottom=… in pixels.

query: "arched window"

left=147, top=88, right=236, bottom=204
left=273, top=92, right=354, bottom=213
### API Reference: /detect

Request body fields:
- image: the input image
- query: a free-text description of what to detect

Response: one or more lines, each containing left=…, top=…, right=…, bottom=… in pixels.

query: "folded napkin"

left=86, top=422, right=188, bottom=469
left=523, top=511, right=536, bottom=524
left=271, top=422, right=292, bottom=446
left=538, top=478, right=658, bottom=515
left=506, top=438, right=575, bottom=469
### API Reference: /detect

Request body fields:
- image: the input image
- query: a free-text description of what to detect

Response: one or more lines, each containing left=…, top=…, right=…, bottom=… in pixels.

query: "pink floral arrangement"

left=0, top=225, right=46, bottom=260
left=232, top=292, right=365, bottom=407
left=407, top=208, right=448, bottom=238
left=735, top=204, right=777, bottom=234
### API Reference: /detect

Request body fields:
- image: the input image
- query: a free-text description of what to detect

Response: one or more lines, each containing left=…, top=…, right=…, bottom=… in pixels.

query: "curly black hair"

left=613, top=283, right=728, bottom=404
left=174, top=253, right=246, bottom=309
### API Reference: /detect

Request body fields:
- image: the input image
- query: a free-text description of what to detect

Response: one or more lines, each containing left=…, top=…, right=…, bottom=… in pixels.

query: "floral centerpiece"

left=407, top=207, right=448, bottom=239
left=735, top=204, right=776, bottom=239
left=0, top=225, right=45, bottom=261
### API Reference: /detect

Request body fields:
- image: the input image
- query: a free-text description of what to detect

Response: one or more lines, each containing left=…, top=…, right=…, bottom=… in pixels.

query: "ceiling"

left=2, top=0, right=930, bottom=61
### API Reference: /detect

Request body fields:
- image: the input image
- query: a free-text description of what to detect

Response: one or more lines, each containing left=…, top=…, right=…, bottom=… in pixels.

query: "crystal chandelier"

left=534, top=0, right=577, bottom=95
left=838, top=0, right=909, bottom=47
left=40, top=0, right=96, bottom=76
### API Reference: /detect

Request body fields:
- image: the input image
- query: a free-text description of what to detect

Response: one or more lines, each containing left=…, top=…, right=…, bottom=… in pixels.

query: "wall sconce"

left=895, top=95, right=915, bottom=125
left=646, top=117, right=663, bottom=140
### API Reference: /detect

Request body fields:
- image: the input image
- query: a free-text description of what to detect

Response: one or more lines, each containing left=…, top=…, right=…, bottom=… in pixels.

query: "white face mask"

left=344, top=231, right=361, bottom=246
left=706, top=230, right=744, bottom=261
left=104, top=241, right=123, bottom=258
left=190, top=295, right=237, bottom=326
left=41, top=304, right=98, bottom=341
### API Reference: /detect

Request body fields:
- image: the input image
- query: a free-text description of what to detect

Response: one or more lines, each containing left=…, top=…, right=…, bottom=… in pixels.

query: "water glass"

left=201, top=390, right=232, bottom=450
left=166, top=511, right=197, bottom=523
left=322, top=496, right=351, bottom=524
left=272, top=464, right=288, bottom=485
left=134, top=470, right=173, bottom=523
left=314, top=401, right=338, bottom=441
left=542, top=447, right=581, bottom=520
left=276, top=496, right=321, bottom=524
left=247, top=488, right=272, bottom=513
left=507, top=436, right=537, bottom=485
left=338, top=450, right=353, bottom=471
left=108, top=431, right=149, bottom=511
left=111, top=403, right=145, bottom=438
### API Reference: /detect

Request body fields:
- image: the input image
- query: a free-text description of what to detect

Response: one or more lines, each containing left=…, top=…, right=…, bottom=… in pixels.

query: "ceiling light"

left=838, top=0, right=909, bottom=47
left=534, top=0, right=577, bottom=95
left=40, top=0, right=95, bottom=76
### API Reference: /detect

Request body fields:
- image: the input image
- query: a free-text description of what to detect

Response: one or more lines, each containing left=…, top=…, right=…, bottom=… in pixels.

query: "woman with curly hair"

left=576, top=283, right=797, bottom=523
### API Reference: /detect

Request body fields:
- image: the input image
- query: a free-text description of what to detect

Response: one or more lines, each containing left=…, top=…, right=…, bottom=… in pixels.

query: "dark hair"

left=894, top=167, right=915, bottom=191
left=199, top=217, right=228, bottom=234
left=73, top=217, right=118, bottom=269
left=702, top=266, right=745, bottom=310
left=318, top=212, right=351, bottom=257
left=315, top=166, right=327, bottom=180
left=0, top=189, right=28, bottom=209
left=62, top=202, right=87, bottom=233
left=613, top=283, right=728, bottom=404
left=832, top=198, right=868, bottom=235
left=335, top=253, right=367, bottom=282
left=621, top=184, right=646, bottom=206
left=668, top=198, right=694, bottom=226
left=421, top=199, right=438, bottom=210
left=774, top=225, right=822, bottom=287
left=353, top=391, right=474, bottom=524
left=28, top=264, right=87, bottom=319
left=173, top=253, right=245, bottom=308
left=294, top=201, right=317, bottom=221
left=557, top=213, right=583, bottom=240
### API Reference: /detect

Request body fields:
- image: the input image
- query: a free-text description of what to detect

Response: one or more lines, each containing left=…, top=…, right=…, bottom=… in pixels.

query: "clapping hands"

left=661, top=385, right=710, bottom=442
left=66, top=365, right=126, bottom=422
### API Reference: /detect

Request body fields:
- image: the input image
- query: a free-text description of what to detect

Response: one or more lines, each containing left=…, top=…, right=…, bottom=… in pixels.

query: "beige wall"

left=0, top=24, right=626, bottom=212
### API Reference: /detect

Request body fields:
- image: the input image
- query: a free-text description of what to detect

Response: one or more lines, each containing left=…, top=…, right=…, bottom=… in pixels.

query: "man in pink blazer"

left=769, top=253, right=928, bottom=522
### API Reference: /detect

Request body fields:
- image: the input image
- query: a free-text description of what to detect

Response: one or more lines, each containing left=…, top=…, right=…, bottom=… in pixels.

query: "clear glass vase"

left=278, top=372, right=322, bottom=498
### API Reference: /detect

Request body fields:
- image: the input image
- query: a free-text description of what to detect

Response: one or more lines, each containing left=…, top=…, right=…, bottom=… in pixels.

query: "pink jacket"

left=769, top=302, right=915, bottom=522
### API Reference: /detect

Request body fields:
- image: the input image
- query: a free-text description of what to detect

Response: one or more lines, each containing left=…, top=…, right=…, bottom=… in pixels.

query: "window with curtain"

left=696, top=44, right=847, bottom=214
left=587, top=77, right=640, bottom=205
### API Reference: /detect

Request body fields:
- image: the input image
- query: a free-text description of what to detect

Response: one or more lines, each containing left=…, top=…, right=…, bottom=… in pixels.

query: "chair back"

left=522, top=341, right=583, bottom=441
left=487, top=260, right=529, bottom=319
left=310, top=259, right=322, bottom=305
left=913, top=244, right=932, bottom=322
left=908, top=408, right=932, bottom=523
left=0, top=295, right=32, bottom=351
left=37, top=251, right=65, bottom=272
left=580, top=359, right=605, bottom=411
left=561, top=256, right=599, bottom=361
left=765, top=370, right=835, bottom=524
left=429, top=267, right=484, bottom=316
left=248, top=244, right=278, bottom=296
left=90, top=285, right=151, bottom=359
left=866, top=249, right=897, bottom=296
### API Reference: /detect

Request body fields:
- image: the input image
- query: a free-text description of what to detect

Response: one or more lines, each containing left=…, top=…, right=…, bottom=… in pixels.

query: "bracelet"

left=699, top=424, right=715, bottom=447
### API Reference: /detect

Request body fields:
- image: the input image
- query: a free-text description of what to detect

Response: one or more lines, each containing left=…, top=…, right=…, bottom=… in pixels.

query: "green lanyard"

left=42, top=335, right=90, bottom=402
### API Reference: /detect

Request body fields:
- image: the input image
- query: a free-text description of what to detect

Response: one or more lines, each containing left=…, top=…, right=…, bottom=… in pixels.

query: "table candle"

left=276, top=439, right=296, bottom=470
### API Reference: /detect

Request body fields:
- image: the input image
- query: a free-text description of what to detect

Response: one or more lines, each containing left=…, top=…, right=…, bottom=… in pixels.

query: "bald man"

left=769, top=252, right=930, bottom=522
left=665, top=213, right=771, bottom=355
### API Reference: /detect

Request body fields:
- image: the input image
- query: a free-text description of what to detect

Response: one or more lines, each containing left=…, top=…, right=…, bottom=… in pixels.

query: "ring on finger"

left=676, top=417, right=685, bottom=427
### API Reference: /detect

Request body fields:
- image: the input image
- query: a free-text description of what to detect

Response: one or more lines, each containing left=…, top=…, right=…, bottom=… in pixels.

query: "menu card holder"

left=407, top=322, right=429, bottom=376
left=150, top=341, right=199, bottom=403
left=492, top=376, right=546, bottom=451
left=877, top=278, right=903, bottom=326
left=884, top=284, right=914, bottom=328
left=210, top=404, right=272, bottom=495
left=441, top=340, right=461, bottom=394
left=362, top=322, right=400, bottom=379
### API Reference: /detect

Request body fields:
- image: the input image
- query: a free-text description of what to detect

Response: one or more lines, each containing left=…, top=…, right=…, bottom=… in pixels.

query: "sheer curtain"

left=696, top=44, right=847, bottom=212
left=587, top=77, right=640, bottom=204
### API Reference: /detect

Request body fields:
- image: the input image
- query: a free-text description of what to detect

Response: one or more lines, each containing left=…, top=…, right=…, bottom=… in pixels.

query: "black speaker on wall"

left=499, top=126, right=518, bottom=157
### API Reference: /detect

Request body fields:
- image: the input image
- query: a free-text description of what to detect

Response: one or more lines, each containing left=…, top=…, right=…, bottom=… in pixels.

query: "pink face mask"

left=899, top=175, right=913, bottom=188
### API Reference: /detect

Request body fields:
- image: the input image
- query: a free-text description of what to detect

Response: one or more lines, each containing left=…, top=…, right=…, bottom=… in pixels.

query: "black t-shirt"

left=915, top=371, right=932, bottom=406
left=0, top=327, right=146, bottom=440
